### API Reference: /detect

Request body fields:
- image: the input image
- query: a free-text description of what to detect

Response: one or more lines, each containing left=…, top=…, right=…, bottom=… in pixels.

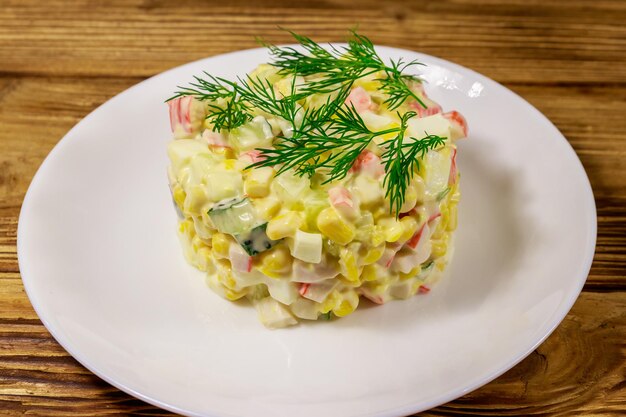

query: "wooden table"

left=1, top=0, right=624, bottom=415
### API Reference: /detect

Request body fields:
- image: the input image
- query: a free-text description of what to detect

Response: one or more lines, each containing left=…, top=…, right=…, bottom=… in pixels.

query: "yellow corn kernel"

left=321, top=290, right=341, bottom=314
left=362, top=244, right=385, bottom=265
left=361, top=264, right=379, bottom=282
left=353, top=71, right=384, bottom=90
left=244, top=167, right=274, bottom=198
left=178, top=218, right=195, bottom=236
left=339, top=248, right=360, bottom=283
left=172, top=184, right=186, bottom=209
left=196, top=247, right=213, bottom=272
left=191, top=234, right=207, bottom=253
left=253, top=197, right=281, bottom=221
left=447, top=204, right=458, bottom=231
left=398, top=216, right=419, bottom=244
left=332, top=290, right=360, bottom=317
left=372, top=280, right=390, bottom=295
left=370, top=227, right=386, bottom=247
left=211, top=146, right=236, bottom=159
left=266, top=211, right=303, bottom=240
left=378, top=217, right=403, bottom=242
left=400, top=174, right=427, bottom=213
left=399, top=266, right=421, bottom=281
left=436, top=258, right=448, bottom=271
left=211, top=232, right=230, bottom=259
left=317, top=207, right=355, bottom=245
left=183, top=185, right=208, bottom=215
left=222, top=159, right=236, bottom=170
left=225, top=288, right=246, bottom=301
left=257, top=245, right=292, bottom=278
left=431, top=234, right=450, bottom=258
left=217, top=269, right=239, bottom=291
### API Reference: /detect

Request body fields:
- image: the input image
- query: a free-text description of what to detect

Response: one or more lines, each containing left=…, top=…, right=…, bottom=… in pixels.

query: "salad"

left=166, top=31, right=468, bottom=328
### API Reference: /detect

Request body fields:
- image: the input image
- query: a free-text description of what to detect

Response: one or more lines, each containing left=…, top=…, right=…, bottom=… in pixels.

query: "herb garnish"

left=168, top=30, right=447, bottom=216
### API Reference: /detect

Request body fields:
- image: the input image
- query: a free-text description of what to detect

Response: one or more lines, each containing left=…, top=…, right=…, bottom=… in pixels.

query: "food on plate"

left=166, top=31, right=468, bottom=328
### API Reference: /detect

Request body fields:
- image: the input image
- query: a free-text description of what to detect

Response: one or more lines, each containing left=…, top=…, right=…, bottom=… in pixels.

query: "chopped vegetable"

left=208, top=197, right=258, bottom=235
left=234, top=223, right=279, bottom=256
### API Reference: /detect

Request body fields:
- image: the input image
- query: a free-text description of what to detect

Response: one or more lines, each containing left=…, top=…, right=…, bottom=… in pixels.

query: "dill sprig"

left=167, top=73, right=252, bottom=132
left=265, top=30, right=426, bottom=110
left=251, top=104, right=398, bottom=181
left=168, top=30, right=443, bottom=216
left=252, top=107, right=445, bottom=215
left=381, top=111, right=446, bottom=214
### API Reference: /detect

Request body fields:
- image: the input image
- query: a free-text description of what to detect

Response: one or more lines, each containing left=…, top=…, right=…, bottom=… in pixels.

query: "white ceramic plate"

left=18, top=46, right=596, bottom=417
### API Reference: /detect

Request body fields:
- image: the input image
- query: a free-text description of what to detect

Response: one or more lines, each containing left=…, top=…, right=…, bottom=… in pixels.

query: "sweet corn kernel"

left=244, top=167, right=274, bottom=198
left=399, top=266, right=421, bottom=281
left=447, top=204, right=458, bottom=231
left=172, top=185, right=186, bottom=209
left=353, top=71, right=384, bottom=90
left=257, top=245, right=292, bottom=278
left=191, top=235, right=206, bottom=253
left=321, top=290, right=341, bottom=314
left=253, top=196, right=281, bottom=221
left=378, top=217, right=403, bottom=242
left=372, top=281, right=390, bottom=294
left=361, top=264, right=379, bottom=282
left=332, top=290, right=359, bottom=317
left=211, top=233, right=231, bottom=259
left=218, top=269, right=239, bottom=291
left=370, top=227, right=386, bottom=247
left=362, top=244, right=385, bottom=265
left=339, top=248, right=360, bottom=283
left=178, top=219, right=196, bottom=242
left=317, top=207, right=355, bottom=245
left=398, top=216, right=419, bottom=244
left=431, top=234, right=450, bottom=258
left=413, top=175, right=426, bottom=205
left=266, top=211, right=303, bottom=240
left=196, top=247, right=213, bottom=272
left=211, top=146, right=236, bottom=159
left=435, top=258, right=448, bottom=271
left=225, top=288, right=246, bottom=301
left=183, top=185, right=208, bottom=215
left=223, top=159, right=236, bottom=170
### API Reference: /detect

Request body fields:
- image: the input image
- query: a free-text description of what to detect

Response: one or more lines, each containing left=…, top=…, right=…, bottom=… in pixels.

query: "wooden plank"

left=0, top=1, right=625, bottom=83
left=0, top=291, right=622, bottom=415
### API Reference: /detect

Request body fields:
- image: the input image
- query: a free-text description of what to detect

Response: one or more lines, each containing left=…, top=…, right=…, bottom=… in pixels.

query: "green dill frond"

left=168, top=29, right=442, bottom=217
left=381, top=111, right=446, bottom=215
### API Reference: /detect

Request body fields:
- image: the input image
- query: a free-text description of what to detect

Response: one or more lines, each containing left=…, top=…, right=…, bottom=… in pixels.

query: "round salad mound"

left=166, top=33, right=468, bottom=328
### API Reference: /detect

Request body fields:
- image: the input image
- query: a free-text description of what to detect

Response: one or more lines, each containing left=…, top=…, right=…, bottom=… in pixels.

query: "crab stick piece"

left=328, top=186, right=358, bottom=219
left=345, top=86, right=373, bottom=113
left=443, top=111, right=468, bottom=140
left=349, top=150, right=384, bottom=178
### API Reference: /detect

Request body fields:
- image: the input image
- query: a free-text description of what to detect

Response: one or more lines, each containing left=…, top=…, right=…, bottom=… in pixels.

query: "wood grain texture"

left=0, top=291, right=622, bottom=416
left=0, top=1, right=625, bottom=83
left=0, top=0, right=624, bottom=415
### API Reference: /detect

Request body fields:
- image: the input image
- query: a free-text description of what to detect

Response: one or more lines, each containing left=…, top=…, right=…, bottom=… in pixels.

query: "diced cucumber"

left=229, top=116, right=274, bottom=153
left=417, top=260, right=435, bottom=280
left=208, top=197, right=258, bottom=234
left=234, top=223, right=279, bottom=256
